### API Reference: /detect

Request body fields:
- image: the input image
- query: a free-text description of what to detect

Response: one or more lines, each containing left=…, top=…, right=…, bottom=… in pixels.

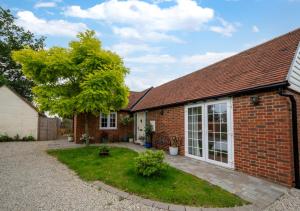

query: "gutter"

left=279, top=88, right=300, bottom=189
left=133, top=81, right=289, bottom=112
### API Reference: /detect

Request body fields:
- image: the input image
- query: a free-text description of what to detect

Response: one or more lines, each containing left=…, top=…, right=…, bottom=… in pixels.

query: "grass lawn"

left=48, top=146, right=248, bottom=207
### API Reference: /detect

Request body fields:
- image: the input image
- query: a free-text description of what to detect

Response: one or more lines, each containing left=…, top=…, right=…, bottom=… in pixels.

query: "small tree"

left=13, top=30, right=129, bottom=141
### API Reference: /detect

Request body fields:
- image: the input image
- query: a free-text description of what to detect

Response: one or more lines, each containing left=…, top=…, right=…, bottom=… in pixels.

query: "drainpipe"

left=279, top=89, right=300, bottom=189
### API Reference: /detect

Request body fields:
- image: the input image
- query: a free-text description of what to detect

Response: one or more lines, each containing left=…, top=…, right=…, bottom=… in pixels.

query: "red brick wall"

left=146, top=106, right=185, bottom=155
left=74, top=111, right=133, bottom=143
left=233, top=90, right=294, bottom=186
left=146, top=90, right=297, bottom=187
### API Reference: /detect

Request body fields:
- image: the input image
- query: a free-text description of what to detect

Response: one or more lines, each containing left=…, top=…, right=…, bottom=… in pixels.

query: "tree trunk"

left=84, top=113, right=89, bottom=145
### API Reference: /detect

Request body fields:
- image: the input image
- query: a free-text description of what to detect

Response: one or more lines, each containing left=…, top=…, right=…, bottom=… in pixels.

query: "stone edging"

left=91, top=181, right=258, bottom=211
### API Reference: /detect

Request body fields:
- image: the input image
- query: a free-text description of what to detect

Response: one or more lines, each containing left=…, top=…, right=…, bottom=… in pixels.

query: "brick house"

left=74, top=28, right=300, bottom=188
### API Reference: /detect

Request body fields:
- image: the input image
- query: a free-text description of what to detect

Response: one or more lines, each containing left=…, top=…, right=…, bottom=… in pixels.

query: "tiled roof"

left=125, top=88, right=152, bottom=110
left=132, top=28, right=300, bottom=111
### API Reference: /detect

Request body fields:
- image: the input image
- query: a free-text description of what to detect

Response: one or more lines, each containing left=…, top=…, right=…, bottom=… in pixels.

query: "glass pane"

left=215, top=151, right=221, bottom=161
left=208, top=114, right=213, bottom=123
left=208, top=105, right=213, bottom=114
left=208, top=132, right=214, bottom=141
left=208, top=123, right=213, bottom=132
left=215, top=142, right=221, bottom=151
left=221, top=153, right=228, bottom=163
left=215, top=133, right=220, bottom=142
left=208, top=142, right=214, bottom=150
left=221, top=113, right=227, bottom=123
left=221, top=124, right=227, bottom=133
left=220, top=103, right=227, bottom=114
left=221, top=133, right=227, bottom=142
left=187, top=106, right=202, bottom=158
left=214, top=114, right=220, bottom=123
left=207, top=102, right=229, bottom=164
left=221, top=142, right=228, bottom=153
left=209, top=150, right=214, bottom=160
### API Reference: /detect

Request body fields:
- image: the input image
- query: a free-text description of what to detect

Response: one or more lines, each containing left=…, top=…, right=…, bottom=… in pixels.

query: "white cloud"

left=112, top=27, right=182, bottom=43
left=34, top=2, right=57, bottom=8
left=109, top=43, right=161, bottom=57
left=209, top=18, right=237, bottom=37
left=64, top=0, right=222, bottom=42
left=65, top=0, right=214, bottom=32
left=16, top=11, right=88, bottom=37
left=252, top=25, right=259, bottom=33
left=125, top=54, right=176, bottom=64
left=181, top=52, right=236, bottom=69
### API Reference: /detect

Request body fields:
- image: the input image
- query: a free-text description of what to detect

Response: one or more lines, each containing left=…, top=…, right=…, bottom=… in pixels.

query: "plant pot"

left=129, top=138, right=134, bottom=143
left=99, top=151, right=109, bottom=156
left=67, top=136, right=73, bottom=142
left=169, top=146, right=178, bottom=156
left=145, top=142, right=152, bottom=148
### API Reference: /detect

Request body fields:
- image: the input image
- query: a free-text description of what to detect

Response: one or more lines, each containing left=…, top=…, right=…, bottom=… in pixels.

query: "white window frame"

left=99, top=112, right=117, bottom=130
left=184, top=98, right=234, bottom=169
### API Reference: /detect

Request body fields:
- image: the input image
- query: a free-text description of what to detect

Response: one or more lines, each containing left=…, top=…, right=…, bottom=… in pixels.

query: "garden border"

left=91, top=181, right=257, bottom=211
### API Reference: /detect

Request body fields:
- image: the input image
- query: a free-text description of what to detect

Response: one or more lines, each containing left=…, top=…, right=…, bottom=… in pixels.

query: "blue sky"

left=2, top=0, right=300, bottom=91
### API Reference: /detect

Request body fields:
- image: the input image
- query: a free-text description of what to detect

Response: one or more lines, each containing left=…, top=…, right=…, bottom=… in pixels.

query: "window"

left=100, top=112, right=117, bottom=129
left=185, top=99, right=233, bottom=169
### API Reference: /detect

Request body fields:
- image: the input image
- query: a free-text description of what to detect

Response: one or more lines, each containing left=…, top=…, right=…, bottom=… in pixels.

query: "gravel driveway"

left=0, top=141, right=156, bottom=211
left=1, top=140, right=300, bottom=211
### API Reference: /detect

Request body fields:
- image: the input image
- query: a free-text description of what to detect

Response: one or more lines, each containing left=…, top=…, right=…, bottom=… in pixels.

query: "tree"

left=0, top=7, right=45, bottom=101
left=13, top=30, right=129, bottom=140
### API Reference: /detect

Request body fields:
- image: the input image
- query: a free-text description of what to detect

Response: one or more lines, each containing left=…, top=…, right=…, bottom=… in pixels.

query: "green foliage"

left=99, top=145, right=110, bottom=155
left=22, top=135, right=36, bottom=142
left=145, top=124, right=154, bottom=143
left=0, top=134, right=13, bottom=142
left=12, top=30, right=129, bottom=119
left=48, top=146, right=247, bottom=207
left=0, top=134, right=36, bottom=142
left=0, top=7, right=45, bottom=101
left=120, top=115, right=133, bottom=126
left=135, top=150, right=167, bottom=177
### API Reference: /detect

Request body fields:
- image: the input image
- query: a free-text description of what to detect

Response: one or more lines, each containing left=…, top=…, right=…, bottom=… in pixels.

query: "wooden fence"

left=39, top=117, right=60, bottom=141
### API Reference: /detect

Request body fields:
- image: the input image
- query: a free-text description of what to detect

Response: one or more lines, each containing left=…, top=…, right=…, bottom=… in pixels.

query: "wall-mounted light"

left=250, top=95, right=260, bottom=106
left=160, top=109, right=164, bottom=115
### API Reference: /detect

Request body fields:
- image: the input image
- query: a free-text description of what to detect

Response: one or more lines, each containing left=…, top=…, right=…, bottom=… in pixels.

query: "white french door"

left=184, top=99, right=234, bottom=168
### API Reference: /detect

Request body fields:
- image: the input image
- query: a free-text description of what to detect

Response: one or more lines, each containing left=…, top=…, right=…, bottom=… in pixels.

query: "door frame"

left=184, top=98, right=234, bottom=169
left=135, top=111, right=146, bottom=144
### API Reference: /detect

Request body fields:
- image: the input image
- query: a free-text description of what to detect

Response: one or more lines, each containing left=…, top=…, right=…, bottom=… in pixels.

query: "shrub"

left=0, top=134, right=13, bottom=142
left=0, top=134, right=36, bottom=142
left=99, top=145, right=110, bottom=155
left=135, top=150, right=167, bottom=177
left=22, top=135, right=36, bottom=142
left=14, top=134, right=21, bottom=141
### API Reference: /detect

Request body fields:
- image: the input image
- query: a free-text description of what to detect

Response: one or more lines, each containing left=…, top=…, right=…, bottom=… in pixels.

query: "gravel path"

left=0, top=141, right=159, bottom=211
left=1, top=140, right=300, bottom=211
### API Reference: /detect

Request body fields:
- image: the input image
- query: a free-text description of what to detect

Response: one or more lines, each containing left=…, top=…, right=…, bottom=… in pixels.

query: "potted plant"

left=128, top=133, right=134, bottom=143
left=169, top=136, right=179, bottom=156
left=67, top=134, right=73, bottom=142
left=144, top=124, right=154, bottom=148
left=99, top=145, right=110, bottom=156
left=80, top=133, right=94, bottom=146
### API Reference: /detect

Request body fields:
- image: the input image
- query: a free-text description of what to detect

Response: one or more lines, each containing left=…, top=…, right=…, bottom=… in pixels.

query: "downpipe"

left=279, top=89, right=300, bottom=189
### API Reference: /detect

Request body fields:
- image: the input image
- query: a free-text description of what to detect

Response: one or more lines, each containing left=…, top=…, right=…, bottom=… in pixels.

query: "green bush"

left=0, top=134, right=36, bottom=142
left=99, top=145, right=110, bottom=154
left=0, top=134, right=14, bottom=142
left=135, top=150, right=167, bottom=177
left=22, top=135, right=36, bottom=142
